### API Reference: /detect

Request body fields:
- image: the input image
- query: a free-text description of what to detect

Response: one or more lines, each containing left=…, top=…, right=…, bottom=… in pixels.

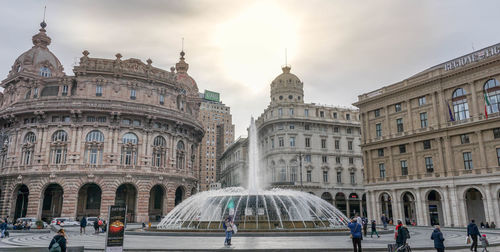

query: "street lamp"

left=297, top=152, right=303, bottom=191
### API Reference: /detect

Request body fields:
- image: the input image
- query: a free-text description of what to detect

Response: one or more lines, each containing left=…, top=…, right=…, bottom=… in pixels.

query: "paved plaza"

left=0, top=225, right=499, bottom=251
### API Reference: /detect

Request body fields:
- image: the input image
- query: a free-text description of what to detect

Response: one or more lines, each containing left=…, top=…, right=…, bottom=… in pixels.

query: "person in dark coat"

left=396, top=224, right=410, bottom=248
left=362, top=217, right=368, bottom=237
left=348, top=218, right=363, bottom=252
left=93, top=217, right=100, bottom=235
left=480, top=222, right=485, bottom=228
left=381, top=214, right=388, bottom=230
left=370, top=220, right=380, bottom=238
left=490, top=222, right=496, bottom=229
left=48, top=229, right=67, bottom=252
left=467, top=219, right=481, bottom=252
left=431, top=225, right=445, bottom=252
left=80, top=216, right=87, bottom=234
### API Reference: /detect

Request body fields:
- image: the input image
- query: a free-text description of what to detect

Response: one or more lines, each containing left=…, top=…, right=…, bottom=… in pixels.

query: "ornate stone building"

left=254, top=65, right=365, bottom=218
left=219, top=137, right=248, bottom=188
left=354, top=43, right=500, bottom=227
left=0, top=22, right=204, bottom=223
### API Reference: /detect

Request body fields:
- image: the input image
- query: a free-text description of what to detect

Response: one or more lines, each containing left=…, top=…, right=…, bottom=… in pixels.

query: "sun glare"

left=213, top=2, right=300, bottom=93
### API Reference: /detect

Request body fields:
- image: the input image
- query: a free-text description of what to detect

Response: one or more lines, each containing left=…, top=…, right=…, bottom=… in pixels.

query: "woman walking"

left=431, top=225, right=445, bottom=252
left=223, top=216, right=233, bottom=246
left=48, top=229, right=67, bottom=252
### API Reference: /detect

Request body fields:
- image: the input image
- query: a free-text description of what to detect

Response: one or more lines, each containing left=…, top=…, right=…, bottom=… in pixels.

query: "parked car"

left=85, top=217, right=99, bottom=226
left=16, top=217, right=48, bottom=229
left=50, top=217, right=80, bottom=226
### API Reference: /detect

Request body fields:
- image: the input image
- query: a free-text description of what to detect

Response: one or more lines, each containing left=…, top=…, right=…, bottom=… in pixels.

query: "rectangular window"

left=347, top=128, right=352, bottom=134
left=346, top=114, right=351, bottom=120
left=395, top=103, right=402, bottom=112
left=334, top=127, right=339, bottom=133
left=160, top=94, right=165, bottom=105
left=98, top=116, right=107, bottom=122
left=460, top=134, right=470, bottom=144
left=52, top=116, right=60, bottom=122
left=463, top=152, right=473, bottom=170
left=418, top=96, right=426, bottom=106
left=306, top=170, right=312, bottom=182
left=305, top=124, right=310, bottom=130
left=322, top=155, right=327, bottom=163
left=379, top=163, right=386, bottom=178
left=349, top=157, right=354, bottom=164
left=289, top=108, right=294, bottom=116
left=89, top=148, right=98, bottom=164
left=401, top=160, right=408, bottom=176
left=333, top=112, right=338, bottom=119
left=321, top=139, right=327, bottom=149
left=399, top=144, right=406, bottom=154
left=305, top=137, right=311, bottom=148
left=348, top=141, right=353, bottom=150
left=336, top=156, right=341, bottom=164
left=34, top=87, right=39, bottom=98
left=337, top=171, right=342, bottom=183
left=304, top=109, right=309, bottom=117
left=374, top=109, right=380, bottom=117
left=335, top=140, right=340, bottom=150
left=420, top=112, right=428, bottom=128
left=494, top=128, right=500, bottom=139
left=425, top=157, right=434, bottom=172
left=376, top=123, right=382, bottom=137
left=271, top=138, right=274, bottom=149
left=305, top=155, right=311, bottom=162
left=87, top=116, right=96, bottom=122
left=289, top=124, right=295, bottom=129
left=396, top=118, right=404, bottom=132
left=130, top=89, right=136, bottom=100
left=320, top=111, right=325, bottom=117
left=289, top=137, right=295, bottom=147
left=423, top=140, right=431, bottom=150
left=63, top=116, right=70, bottom=123
left=62, top=85, right=68, bottom=96
left=378, top=148, right=384, bottom=157
left=323, top=171, right=328, bottom=183
left=96, top=85, right=103, bottom=96
left=350, top=172, right=355, bottom=184
left=278, top=108, right=283, bottom=116
left=497, top=148, right=500, bottom=166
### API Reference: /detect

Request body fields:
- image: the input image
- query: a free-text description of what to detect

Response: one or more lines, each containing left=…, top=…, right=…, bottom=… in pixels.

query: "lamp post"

left=298, top=152, right=303, bottom=191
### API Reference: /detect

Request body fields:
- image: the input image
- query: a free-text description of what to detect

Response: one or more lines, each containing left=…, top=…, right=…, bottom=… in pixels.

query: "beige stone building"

left=354, top=43, right=500, bottom=227
left=197, top=91, right=234, bottom=191
left=219, top=137, right=248, bottom=188
left=0, top=22, right=204, bottom=223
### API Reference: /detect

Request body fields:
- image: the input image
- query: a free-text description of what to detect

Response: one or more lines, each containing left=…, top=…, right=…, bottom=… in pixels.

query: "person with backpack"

left=97, top=218, right=103, bottom=232
left=48, top=229, right=67, bottom=252
left=223, top=216, right=233, bottom=246
left=80, top=216, right=87, bottom=234
left=370, top=220, right=380, bottom=238
left=396, top=224, right=410, bottom=250
left=94, top=217, right=100, bottom=234
left=348, top=218, right=363, bottom=252
left=430, top=225, right=445, bottom=252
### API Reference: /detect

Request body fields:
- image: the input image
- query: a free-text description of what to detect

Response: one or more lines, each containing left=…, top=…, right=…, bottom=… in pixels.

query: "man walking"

left=80, top=216, right=87, bottom=234
left=467, top=219, right=481, bottom=252
left=362, top=217, right=368, bottom=237
left=0, top=219, right=7, bottom=238
left=348, top=218, right=363, bottom=252
left=381, top=214, right=388, bottom=230
left=431, top=225, right=445, bottom=252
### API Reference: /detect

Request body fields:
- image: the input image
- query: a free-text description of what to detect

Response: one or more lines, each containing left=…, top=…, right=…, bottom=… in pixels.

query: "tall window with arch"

left=121, top=133, right=138, bottom=166
left=152, top=136, right=167, bottom=167
left=484, top=79, right=500, bottom=114
left=452, top=88, right=469, bottom=121
left=289, top=160, right=298, bottom=182
left=278, top=160, right=286, bottom=182
left=21, top=132, right=36, bottom=165
left=39, top=66, right=51, bottom=77
left=84, top=130, right=104, bottom=165
left=176, top=140, right=185, bottom=169
left=50, top=130, right=68, bottom=164
left=0, top=136, right=9, bottom=167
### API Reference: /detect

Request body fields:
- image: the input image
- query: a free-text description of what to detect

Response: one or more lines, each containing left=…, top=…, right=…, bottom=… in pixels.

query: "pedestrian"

left=370, top=220, right=380, bottom=238
left=396, top=222, right=410, bottom=249
left=223, top=216, right=233, bottom=246
left=0, top=219, right=7, bottom=238
left=381, top=214, right=388, bottom=230
left=48, top=229, right=67, bottom=252
left=93, top=217, right=100, bottom=235
left=102, top=220, right=107, bottom=233
left=348, top=218, right=362, bottom=252
left=395, top=220, right=403, bottom=240
left=480, top=222, right=485, bottom=228
left=467, top=219, right=481, bottom=252
left=485, top=222, right=489, bottom=229
left=490, top=222, right=496, bottom=229
left=362, top=217, right=368, bottom=237
left=80, top=216, right=87, bottom=234
left=97, top=218, right=103, bottom=232
left=479, top=234, right=489, bottom=252
left=431, top=225, right=445, bottom=252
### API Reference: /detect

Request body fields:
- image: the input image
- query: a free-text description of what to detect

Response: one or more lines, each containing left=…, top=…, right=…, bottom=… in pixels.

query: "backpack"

left=49, top=237, right=61, bottom=252
left=98, top=220, right=103, bottom=226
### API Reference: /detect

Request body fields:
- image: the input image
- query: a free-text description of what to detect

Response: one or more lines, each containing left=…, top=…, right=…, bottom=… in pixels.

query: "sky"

left=1, top=0, right=500, bottom=137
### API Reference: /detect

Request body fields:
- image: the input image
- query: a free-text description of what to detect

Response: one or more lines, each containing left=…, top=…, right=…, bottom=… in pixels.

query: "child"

left=480, top=234, right=489, bottom=252
left=371, top=220, right=380, bottom=238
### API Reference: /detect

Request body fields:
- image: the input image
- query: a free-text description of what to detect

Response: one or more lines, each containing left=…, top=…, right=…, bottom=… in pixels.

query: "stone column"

left=136, top=187, right=149, bottom=223
left=99, top=180, right=117, bottom=220
left=26, top=184, right=41, bottom=218
left=371, top=191, right=380, bottom=222
left=346, top=199, right=351, bottom=218
left=414, top=188, right=426, bottom=226
left=436, top=137, right=446, bottom=176
left=391, top=189, right=402, bottom=223
left=406, top=99, right=414, bottom=132
left=469, top=82, right=479, bottom=120
left=443, top=137, right=452, bottom=175
left=476, top=131, right=487, bottom=170
left=410, top=142, right=419, bottom=177
left=447, top=186, right=461, bottom=227
left=456, top=187, right=468, bottom=227
left=484, top=184, right=494, bottom=223
left=432, top=92, right=440, bottom=127
left=385, top=106, right=391, bottom=133
left=61, top=179, right=78, bottom=218
left=367, top=151, right=373, bottom=184
left=388, top=147, right=395, bottom=181
left=441, top=186, right=452, bottom=227
left=492, top=191, right=500, bottom=225
left=365, top=113, right=371, bottom=141
left=359, top=197, right=364, bottom=217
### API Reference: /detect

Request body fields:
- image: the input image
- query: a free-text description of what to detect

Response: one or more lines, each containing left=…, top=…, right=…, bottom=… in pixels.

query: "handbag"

left=49, top=237, right=61, bottom=252
left=466, top=235, right=471, bottom=244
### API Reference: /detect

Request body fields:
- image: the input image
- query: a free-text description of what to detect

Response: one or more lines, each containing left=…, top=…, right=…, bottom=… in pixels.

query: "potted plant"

left=36, top=220, right=44, bottom=229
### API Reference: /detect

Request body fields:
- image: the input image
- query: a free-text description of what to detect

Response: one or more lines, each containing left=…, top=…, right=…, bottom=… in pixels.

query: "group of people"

left=79, top=216, right=107, bottom=235
left=479, top=221, right=496, bottom=229
left=347, top=215, right=393, bottom=252
left=12, top=219, right=32, bottom=230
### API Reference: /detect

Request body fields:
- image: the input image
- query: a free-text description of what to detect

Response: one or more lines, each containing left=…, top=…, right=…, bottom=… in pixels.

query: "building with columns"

left=219, top=137, right=248, bottom=188
left=354, top=43, right=500, bottom=227
left=0, top=22, right=204, bottom=223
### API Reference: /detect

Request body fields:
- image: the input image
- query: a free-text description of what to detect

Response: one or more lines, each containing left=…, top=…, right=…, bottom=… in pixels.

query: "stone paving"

left=0, top=225, right=499, bottom=251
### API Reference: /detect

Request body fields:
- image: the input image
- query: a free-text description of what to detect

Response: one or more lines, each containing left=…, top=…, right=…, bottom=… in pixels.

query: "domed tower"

left=270, top=65, right=304, bottom=105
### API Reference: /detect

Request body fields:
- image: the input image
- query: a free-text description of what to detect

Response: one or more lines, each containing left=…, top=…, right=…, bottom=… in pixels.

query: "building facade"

left=254, top=65, right=365, bottom=218
left=354, top=43, right=500, bottom=227
left=219, top=137, right=248, bottom=188
left=0, top=22, right=204, bottom=223
left=197, top=90, right=234, bottom=191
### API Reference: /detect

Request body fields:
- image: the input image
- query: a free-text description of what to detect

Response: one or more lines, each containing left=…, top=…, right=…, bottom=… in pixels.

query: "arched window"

left=289, top=160, right=298, bottom=182
left=153, top=136, right=167, bottom=168
left=39, top=67, right=51, bottom=77
left=177, top=140, right=185, bottom=150
left=0, top=137, right=9, bottom=167
left=176, top=140, right=185, bottom=169
left=50, top=130, right=68, bottom=164
left=121, top=133, right=138, bottom=165
left=21, top=132, right=36, bottom=165
left=484, top=79, right=500, bottom=114
left=279, top=160, right=286, bottom=182
left=452, top=88, right=469, bottom=121
left=85, top=130, right=104, bottom=165
left=24, top=132, right=36, bottom=143
left=25, top=90, right=31, bottom=100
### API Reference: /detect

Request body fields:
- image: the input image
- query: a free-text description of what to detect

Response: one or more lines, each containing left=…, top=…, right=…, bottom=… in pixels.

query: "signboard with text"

left=444, top=44, right=500, bottom=71
left=105, top=205, right=127, bottom=252
left=204, top=90, right=220, bottom=102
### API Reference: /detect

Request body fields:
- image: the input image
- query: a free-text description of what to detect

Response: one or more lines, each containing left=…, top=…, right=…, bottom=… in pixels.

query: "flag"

left=484, top=92, right=490, bottom=119
left=447, top=102, right=455, bottom=121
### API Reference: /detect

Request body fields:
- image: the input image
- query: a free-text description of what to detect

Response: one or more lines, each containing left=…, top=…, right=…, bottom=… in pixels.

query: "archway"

left=13, top=185, right=29, bottom=220
left=175, top=186, right=185, bottom=206
left=402, top=192, right=416, bottom=225
left=349, top=193, right=360, bottom=217
left=335, top=192, right=347, bottom=216
left=380, top=192, right=393, bottom=220
left=321, top=192, right=333, bottom=204
left=465, top=188, right=486, bottom=224
left=41, top=184, right=64, bottom=222
left=115, top=184, right=137, bottom=223
left=427, top=190, right=443, bottom=226
left=149, top=185, right=164, bottom=221
left=77, top=183, right=102, bottom=220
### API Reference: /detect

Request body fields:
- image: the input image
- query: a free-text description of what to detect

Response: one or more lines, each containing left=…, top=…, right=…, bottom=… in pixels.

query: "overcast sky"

left=1, top=0, right=500, bottom=137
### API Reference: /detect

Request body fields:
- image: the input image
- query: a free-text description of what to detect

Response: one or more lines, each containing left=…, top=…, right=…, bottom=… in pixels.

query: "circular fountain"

left=157, top=118, right=349, bottom=231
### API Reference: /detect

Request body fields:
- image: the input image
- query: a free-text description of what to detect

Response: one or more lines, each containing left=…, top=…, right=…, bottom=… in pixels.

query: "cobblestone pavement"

left=0, top=226, right=499, bottom=251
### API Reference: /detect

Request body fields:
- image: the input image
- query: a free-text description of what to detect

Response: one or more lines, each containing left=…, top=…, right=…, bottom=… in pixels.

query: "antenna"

left=182, top=37, right=184, bottom=51
left=43, top=5, right=46, bottom=22
left=285, top=48, right=287, bottom=66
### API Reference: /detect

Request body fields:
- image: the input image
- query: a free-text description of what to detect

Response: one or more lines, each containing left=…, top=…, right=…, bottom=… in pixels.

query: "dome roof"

left=270, top=65, right=304, bottom=104
left=8, top=23, right=64, bottom=78
left=272, top=65, right=302, bottom=86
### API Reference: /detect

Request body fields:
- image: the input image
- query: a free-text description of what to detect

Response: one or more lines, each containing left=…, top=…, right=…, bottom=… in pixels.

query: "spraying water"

left=248, top=117, right=260, bottom=192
